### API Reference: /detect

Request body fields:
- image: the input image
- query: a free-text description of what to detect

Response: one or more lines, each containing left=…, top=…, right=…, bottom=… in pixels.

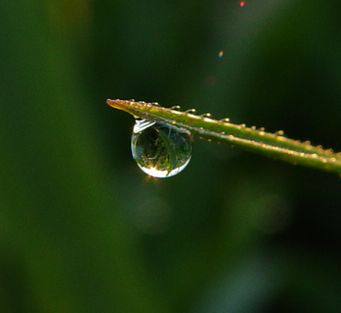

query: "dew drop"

left=220, top=118, right=230, bottom=123
left=131, top=119, right=192, bottom=178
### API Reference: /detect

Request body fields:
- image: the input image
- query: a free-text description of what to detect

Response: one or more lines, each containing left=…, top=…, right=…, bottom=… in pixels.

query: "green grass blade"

left=107, top=99, right=341, bottom=175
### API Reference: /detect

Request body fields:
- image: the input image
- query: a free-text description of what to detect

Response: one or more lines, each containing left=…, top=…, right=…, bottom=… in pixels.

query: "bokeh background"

left=1, top=0, right=341, bottom=312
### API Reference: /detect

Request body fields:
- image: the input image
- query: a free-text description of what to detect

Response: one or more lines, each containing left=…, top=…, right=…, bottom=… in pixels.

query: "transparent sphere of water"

left=131, top=119, right=192, bottom=178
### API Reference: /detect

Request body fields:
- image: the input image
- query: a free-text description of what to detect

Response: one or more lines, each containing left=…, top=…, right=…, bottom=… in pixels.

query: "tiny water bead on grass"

left=131, top=119, right=192, bottom=178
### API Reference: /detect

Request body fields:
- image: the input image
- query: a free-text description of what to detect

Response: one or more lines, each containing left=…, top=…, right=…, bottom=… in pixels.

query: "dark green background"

left=1, top=0, right=340, bottom=312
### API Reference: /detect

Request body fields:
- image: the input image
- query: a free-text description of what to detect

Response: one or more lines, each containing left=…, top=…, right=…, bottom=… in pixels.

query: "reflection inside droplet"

left=131, top=119, right=192, bottom=178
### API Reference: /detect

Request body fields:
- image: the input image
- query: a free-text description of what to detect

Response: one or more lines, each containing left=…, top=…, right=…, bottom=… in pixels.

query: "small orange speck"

left=218, top=50, right=224, bottom=59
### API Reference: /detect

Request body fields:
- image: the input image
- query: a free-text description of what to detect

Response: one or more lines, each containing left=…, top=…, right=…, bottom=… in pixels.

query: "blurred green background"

left=1, top=0, right=341, bottom=312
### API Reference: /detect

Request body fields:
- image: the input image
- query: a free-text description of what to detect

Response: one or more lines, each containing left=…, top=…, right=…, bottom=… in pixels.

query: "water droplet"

left=131, top=119, right=192, bottom=178
left=220, top=118, right=230, bottom=123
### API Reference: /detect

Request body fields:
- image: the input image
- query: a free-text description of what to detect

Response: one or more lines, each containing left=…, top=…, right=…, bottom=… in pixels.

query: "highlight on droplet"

left=218, top=50, right=224, bottom=59
left=131, top=119, right=192, bottom=178
left=239, top=1, right=246, bottom=7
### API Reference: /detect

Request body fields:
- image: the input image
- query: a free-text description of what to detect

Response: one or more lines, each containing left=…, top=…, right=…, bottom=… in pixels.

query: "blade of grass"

left=107, top=99, right=341, bottom=175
